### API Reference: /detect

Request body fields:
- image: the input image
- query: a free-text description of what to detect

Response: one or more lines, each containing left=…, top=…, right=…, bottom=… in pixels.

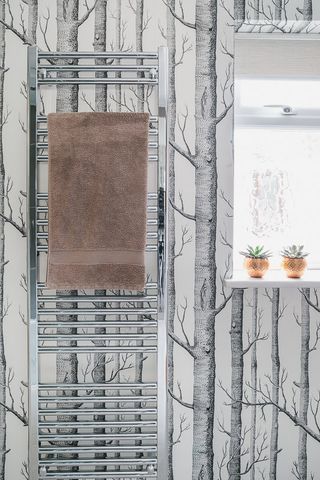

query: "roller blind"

left=235, top=38, right=320, bottom=77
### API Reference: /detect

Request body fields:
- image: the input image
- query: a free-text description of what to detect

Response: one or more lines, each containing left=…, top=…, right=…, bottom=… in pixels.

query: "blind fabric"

left=235, top=38, right=320, bottom=77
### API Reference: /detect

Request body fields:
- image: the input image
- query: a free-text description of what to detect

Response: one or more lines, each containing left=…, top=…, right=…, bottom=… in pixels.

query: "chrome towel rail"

left=27, top=46, right=168, bottom=480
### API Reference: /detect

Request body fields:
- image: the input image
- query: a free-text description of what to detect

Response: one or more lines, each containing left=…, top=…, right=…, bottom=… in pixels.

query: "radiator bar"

left=37, top=244, right=158, bottom=252
left=37, top=141, right=158, bottom=149
left=37, top=205, right=158, bottom=213
left=38, top=51, right=158, bottom=59
left=36, top=206, right=158, bottom=213
left=38, top=346, right=157, bottom=353
left=37, top=128, right=158, bottom=135
left=39, top=445, right=157, bottom=454
left=37, top=220, right=157, bottom=228
left=37, top=153, right=158, bottom=162
left=36, top=115, right=159, bottom=123
left=38, top=382, right=157, bottom=390
left=38, top=333, right=157, bottom=341
left=37, top=321, right=157, bottom=328
left=38, top=432, right=157, bottom=440
left=36, top=281, right=158, bottom=289
left=38, top=395, right=157, bottom=403
left=36, top=192, right=158, bottom=201
left=39, top=407, right=157, bottom=415
left=39, top=420, right=157, bottom=428
left=39, top=458, right=157, bottom=466
left=37, top=232, right=157, bottom=240
left=38, top=78, right=157, bottom=85
left=38, top=294, right=157, bottom=302
left=36, top=216, right=157, bottom=225
left=37, top=307, right=156, bottom=315
left=40, top=473, right=156, bottom=479
left=40, top=64, right=157, bottom=72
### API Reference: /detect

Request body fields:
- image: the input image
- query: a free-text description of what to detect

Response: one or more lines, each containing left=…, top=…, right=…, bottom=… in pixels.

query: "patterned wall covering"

left=0, top=1, right=319, bottom=479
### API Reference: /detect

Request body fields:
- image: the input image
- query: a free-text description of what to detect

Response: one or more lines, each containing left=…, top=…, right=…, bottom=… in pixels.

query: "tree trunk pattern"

left=111, top=294, right=121, bottom=472
left=134, top=0, right=146, bottom=383
left=56, top=0, right=79, bottom=112
left=93, top=5, right=107, bottom=471
left=303, top=0, right=313, bottom=21
left=269, top=288, right=280, bottom=480
left=249, top=289, right=258, bottom=480
left=274, top=0, right=282, bottom=20
left=229, top=289, right=244, bottom=480
left=55, top=297, right=78, bottom=470
left=235, top=0, right=245, bottom=27
left=252, top=0, right=259, bottom=20
left=56, top=0, right=80, bottom=470
left=114, top=2, right=121, bottom=111
left=94, top=0, right=108, bottom=112
left=167, top=0, right=176, bottom=478
left=136, top=0, right=145, bottom=112
left=109, top=6, right=131, bottom=468
left=111, top=11, right=123, bottom=469
left=192, top=4, right=218, bottom=478
left=92, top=291, right=107, bottom=470
left=27, top=0, right=38, bottom=44
left=0, top=3, right=6, bottom=478
left=134, top=2, right=146, bottom=466
left=297, top=289, right=310, bottom=480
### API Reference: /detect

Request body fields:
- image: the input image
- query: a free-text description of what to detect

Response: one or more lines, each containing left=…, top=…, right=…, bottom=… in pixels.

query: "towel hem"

left=49, top=249, right=145, bottom=266
left=46, top=263, right=146, bottom=291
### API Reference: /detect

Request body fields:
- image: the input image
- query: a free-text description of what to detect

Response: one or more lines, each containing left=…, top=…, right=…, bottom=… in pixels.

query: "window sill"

left=225, top=269, right=320, bottom=288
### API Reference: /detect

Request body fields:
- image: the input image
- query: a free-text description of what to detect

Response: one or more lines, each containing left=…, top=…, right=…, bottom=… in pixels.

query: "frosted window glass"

left=233, top=128, right=320, bottom=270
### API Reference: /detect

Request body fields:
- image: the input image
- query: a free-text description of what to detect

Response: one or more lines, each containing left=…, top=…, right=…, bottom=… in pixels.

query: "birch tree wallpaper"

left=0, top=0, right=320, bottom=479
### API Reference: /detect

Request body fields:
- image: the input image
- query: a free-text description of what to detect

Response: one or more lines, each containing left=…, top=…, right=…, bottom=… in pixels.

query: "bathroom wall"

left=1, top=1, right=320, bottom=479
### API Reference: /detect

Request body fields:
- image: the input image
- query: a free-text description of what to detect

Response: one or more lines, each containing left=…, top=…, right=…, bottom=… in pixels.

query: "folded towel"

left=46, top=112, right=149, bottom=290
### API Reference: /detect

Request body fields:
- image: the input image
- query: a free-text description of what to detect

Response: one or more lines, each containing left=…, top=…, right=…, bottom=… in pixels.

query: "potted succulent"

left=280, top=245, right=309, bottom=278
left=240, top=245, right=272, bottom=278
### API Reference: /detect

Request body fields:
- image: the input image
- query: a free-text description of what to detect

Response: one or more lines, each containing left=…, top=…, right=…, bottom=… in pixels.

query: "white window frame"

left=235, top=75, right=320, bottom=128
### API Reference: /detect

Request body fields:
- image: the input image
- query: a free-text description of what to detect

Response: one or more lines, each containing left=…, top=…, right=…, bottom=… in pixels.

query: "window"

left=233, top=77, right=320, bottom=273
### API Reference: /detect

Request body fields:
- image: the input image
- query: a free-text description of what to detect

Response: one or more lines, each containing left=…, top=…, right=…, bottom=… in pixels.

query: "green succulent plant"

left=239, top=245, right=272, bottom=259
left=280, top=245, right=309, bottom=259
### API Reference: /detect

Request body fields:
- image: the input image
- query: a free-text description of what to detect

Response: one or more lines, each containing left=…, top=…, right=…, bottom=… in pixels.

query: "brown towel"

left=46, top=112, right=149, bottom=290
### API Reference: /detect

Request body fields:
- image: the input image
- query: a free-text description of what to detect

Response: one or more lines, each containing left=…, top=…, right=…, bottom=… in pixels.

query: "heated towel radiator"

left=27, top=46, right=168, bottom=480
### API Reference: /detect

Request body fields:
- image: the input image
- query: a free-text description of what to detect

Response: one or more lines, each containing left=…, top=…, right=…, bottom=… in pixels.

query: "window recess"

left=227, top=35, right=320, bottom=287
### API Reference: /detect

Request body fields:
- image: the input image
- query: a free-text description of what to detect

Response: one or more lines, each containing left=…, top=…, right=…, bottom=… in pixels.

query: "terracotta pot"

left=244, top=257, right=269, bottom=278
left=281, top=257, right=307, bottom=278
